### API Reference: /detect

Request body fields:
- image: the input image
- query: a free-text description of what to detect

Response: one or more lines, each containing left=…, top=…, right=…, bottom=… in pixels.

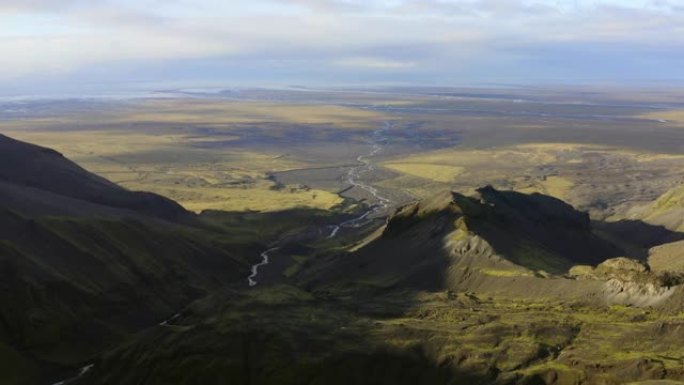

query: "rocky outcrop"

left=569, top=257, right=680, bottom=306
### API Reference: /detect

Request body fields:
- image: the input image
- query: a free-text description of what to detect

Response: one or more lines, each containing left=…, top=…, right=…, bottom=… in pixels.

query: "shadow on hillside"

left=299, top=187, right=684, bottom=295
left=196, top=190, right=684, bottom=385
left=593, top=219, right=684, bottom=259
left=462, top=188, right=684, bottom=272
left=71, top=284, right=497, bottom=385
left=69, top=189, right=684, bottom=385
left=464, top=188, right=625, bottom=273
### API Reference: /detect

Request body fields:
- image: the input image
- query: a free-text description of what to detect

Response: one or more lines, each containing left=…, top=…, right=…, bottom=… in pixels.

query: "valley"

left=3, top=86, right=684, bottom=385
left=4, top=0, right=684, bottom=384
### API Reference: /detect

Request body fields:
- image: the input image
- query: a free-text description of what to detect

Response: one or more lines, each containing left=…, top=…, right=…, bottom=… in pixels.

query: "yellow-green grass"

left=379, top=141, right=684, bottom=206
left=479, top=268, right=534, bottom=278
left=518, top=176, right=574, bottom=201
left=140, top=182, right=342, bottom=213
left=641, top=109, right=684, bottom=126
left=383, top=163, right=464, bottom=183
left=379, top=143, right=588, bottom=200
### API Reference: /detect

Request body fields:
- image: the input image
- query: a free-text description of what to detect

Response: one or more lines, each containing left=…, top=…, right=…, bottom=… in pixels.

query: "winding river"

left=247, top=121, right=393, bottom=286
left=51, top=122, right=394, bottom=383
left=248, top=247, right=280, bottom=287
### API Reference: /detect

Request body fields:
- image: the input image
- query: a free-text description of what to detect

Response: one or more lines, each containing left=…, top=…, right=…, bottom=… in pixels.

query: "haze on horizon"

left=1, top=0, right=683, bottom=96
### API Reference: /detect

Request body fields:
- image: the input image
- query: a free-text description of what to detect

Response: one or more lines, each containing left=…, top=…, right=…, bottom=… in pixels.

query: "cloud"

left=0, top=0, right=104, bottom=13
left=334, top=57, right=418, bottom=69
left=0, top=0, right=682, bottom=92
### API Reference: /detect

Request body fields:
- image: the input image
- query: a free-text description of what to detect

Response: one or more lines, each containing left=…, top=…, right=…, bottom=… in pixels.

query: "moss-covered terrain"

left=75, top=286, right=684, bottom=385
left=71, top=186, right=684, bottom=385
left=4, top=133, right=684, bottom=385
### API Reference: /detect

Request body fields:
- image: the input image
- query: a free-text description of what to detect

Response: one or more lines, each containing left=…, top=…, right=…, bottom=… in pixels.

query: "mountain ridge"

left=0, top=133, right=190, bottom=221
left=0, top=134, right=256, bottom=384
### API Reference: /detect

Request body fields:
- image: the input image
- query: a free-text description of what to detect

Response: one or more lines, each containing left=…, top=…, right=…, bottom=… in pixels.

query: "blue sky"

left=1, top=0, right=683, bottom=95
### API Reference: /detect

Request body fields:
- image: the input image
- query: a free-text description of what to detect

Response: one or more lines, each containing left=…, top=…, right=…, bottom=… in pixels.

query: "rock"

left=569, top=258, right=676, bottom=307
left=568, top=265, right=595, bottom=279
left=597, top=257, right=648, bottom=274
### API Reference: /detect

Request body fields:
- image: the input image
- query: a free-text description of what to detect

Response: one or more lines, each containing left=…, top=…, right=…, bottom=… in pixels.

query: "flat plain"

left=4, top=86, right=684, bottom=219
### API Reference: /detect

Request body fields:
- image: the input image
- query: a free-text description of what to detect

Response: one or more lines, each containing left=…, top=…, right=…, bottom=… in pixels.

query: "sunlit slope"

left=630, top=184, right=684, bottom=232
left=299, top=187, right=624, bottom=296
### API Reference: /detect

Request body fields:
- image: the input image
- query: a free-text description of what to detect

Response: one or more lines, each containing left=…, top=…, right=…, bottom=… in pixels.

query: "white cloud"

left=0, top=0, right=682, bottom=88
left=0, top=8, right=233, bottom=79
left=334, top=57, right=418, bottom=69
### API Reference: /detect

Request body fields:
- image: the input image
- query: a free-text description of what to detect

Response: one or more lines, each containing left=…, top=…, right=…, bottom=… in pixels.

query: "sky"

left=1, top=0, right=683, bottom=95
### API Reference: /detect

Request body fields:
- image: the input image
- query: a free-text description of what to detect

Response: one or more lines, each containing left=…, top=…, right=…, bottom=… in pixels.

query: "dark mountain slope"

left=68, top=190, right=684, bottom=385
left=0, top=134, right=188, bottom=221
left=0, top=134, right=257, bottom=385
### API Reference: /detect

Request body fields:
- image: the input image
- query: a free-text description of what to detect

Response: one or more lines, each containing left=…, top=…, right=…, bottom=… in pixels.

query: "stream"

left=51, top=122, right=394, bottom=384
left=247, top=121, right=393, bottom=286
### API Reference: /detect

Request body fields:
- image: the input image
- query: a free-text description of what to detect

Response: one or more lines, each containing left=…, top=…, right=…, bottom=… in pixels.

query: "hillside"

left=0, top=134, right=191, bottom=221
left=300, top=187, right=624, bottom=296
left=72, top=188, right=684, bottom=385
left=5, top=132, right=684, bottom=385
left=0, top=134, right=261, bottom=385
left=609, top=184, right=684, bottom=271
left=631, top=184, right=684, bottom=234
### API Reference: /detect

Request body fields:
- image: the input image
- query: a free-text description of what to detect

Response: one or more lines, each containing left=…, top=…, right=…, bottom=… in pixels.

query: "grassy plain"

left=0, top=99, right=390, bottom=212
left=378, top=141, right=684, bottom=217
left=5, top=87, right=684, bottom=218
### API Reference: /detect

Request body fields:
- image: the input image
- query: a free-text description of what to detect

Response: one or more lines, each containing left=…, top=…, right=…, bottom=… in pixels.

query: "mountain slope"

left=608, top=183, right=684, bottom=268
left=73, top=189, right=684, bottom=385
left=301, top=187, right=623, bottom=295
left=632, top=184, right=684, bottom=233
left=0, top=133, right=189, bottom=221
left=0, top=134, right=257, bottom=385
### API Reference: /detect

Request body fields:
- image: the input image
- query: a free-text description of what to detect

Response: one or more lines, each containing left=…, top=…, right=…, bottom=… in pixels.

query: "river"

left=247, top=121, right=393, bottom=286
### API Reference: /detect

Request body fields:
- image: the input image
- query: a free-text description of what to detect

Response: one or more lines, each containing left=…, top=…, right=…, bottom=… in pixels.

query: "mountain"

left=72, top=188, right=684, bottom=385
left=300, top=187, right=624, bottom=296
left=5, top=133, right=684, bottom=385
left=0, top=134, right=189, bottom=221
left=0, top=134, right=258, bottom=385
